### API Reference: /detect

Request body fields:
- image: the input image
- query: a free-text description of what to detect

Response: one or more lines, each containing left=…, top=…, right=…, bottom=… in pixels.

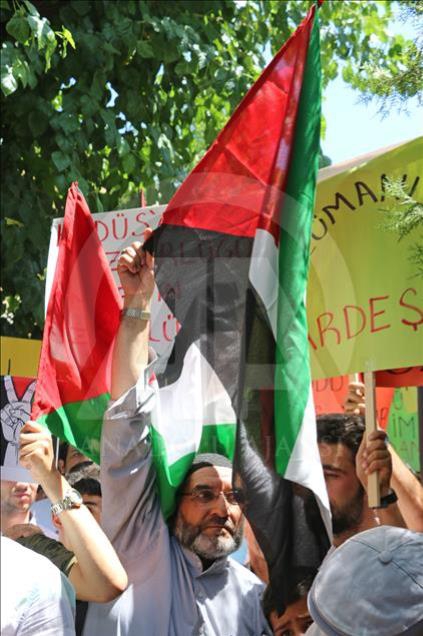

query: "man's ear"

left=57, top=459, right=65, bottom=475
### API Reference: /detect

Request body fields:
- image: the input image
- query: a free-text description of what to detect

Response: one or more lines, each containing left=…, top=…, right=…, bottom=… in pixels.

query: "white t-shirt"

left=1, top=536, right=76, bottom=635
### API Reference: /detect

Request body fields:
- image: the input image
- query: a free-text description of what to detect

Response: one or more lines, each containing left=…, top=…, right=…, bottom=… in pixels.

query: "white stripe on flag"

left=151, top=342, right=236, bottom=466
left=285, top=385, right=332, bottom=536
left=249, top=228, right=332, bottom=535
left=249, top=229, right=279, bottom=338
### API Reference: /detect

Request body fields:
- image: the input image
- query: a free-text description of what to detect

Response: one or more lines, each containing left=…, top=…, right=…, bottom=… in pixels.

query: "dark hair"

left=317, top=414, right=365, bottom=459
left=67, top=463, right=101, bottom=497
left=263, top=571, right=315, bottom=617
left=72, top=477, right=101, bottom=498
left=58, top=440, right=69, bottom=463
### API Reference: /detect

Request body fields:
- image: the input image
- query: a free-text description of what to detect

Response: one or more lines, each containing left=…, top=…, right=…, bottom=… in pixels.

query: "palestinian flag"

left=149, top=2, right=330, bottom=611
left=31, top=183, right=122, bottom=462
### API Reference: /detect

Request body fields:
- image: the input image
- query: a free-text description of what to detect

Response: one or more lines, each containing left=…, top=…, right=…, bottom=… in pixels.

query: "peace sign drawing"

left=1, top=376, right=36, bottom=468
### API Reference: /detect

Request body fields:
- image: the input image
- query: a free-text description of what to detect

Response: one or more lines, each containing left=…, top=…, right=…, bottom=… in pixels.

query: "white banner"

left=45, top=203, right=181, bottom=366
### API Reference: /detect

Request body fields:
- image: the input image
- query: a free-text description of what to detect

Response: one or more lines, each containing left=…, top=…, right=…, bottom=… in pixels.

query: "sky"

left=323, top=79, right=421, bottom=166
left=322, top=6, right=421, bottom=165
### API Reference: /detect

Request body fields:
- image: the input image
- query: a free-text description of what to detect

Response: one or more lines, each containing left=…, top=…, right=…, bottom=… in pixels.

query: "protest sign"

left=0, top=336, right=41, bottom=378
left=312, top=375, right=394, bottom=428
left=308, top=137, right=422, bottom=379
left=46, top=203, right=174, bottom=360
left=46, top=139, right=422, bottom=378
left=375, top=367, right=423, bottom=387
left=387, top=387, right=420, bottom=472
left=0, top=339, right=60, bottom=482
left=1, top=375, right=37, bottom=482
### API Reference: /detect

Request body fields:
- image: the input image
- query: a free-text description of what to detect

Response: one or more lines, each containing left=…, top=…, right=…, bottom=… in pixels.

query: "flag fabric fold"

left=31, top=183, right=122, bottom=461
left=150, top=2, right=330, bottom=612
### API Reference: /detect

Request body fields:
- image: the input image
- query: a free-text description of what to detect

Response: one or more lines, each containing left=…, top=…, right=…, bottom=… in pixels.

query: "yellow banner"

left=0, top=336, right=41, bottom=378
left=308, top=137, right=423, bottom=379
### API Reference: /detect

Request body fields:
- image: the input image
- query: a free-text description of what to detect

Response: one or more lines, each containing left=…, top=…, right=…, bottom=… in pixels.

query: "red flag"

left=31, top=183, right=122, bottom=461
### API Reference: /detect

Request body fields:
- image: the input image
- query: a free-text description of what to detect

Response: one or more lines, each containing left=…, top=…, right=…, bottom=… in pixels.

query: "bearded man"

left=316, top=413, right=405, bottom=549
left=82, top=234, right=271, bottom=636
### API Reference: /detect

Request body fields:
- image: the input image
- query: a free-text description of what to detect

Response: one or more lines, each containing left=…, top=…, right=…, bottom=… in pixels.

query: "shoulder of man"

left=227, top=556, right=266, bottom=591
left=16, top=533, right=77, bottom=576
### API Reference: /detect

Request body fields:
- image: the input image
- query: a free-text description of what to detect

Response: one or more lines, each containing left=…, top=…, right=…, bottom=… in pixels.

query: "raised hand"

left=344, top=381, right=365, bottom=416
left=356, top=429, right=392, bottom=497
left=19, top=421, right=57, bottom=487
left=117, top=229, right=155, bottom=310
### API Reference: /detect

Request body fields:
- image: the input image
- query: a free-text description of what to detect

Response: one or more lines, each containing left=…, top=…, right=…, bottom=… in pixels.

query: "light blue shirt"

left=84, top=367, right=271, bottom=636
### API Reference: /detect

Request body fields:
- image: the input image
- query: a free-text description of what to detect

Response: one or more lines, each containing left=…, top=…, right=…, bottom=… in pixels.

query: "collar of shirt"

left=181, top=545, right=229, bottom=578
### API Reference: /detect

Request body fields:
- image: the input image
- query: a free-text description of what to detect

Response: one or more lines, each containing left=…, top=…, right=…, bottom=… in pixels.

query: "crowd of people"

left=1, top=237, right=422, bottom=635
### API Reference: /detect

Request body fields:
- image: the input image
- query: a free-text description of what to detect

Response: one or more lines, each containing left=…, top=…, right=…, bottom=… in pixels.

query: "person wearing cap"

left=82, top=234, right=271, bottom=635
left=305, top=525, right=423, bottom=636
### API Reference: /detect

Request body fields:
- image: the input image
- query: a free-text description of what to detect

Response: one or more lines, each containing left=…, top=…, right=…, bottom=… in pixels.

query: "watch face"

left=65, top=489, right=83, bottom=507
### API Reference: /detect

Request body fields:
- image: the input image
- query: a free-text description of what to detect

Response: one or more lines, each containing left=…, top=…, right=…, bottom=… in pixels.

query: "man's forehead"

left=82, top=494, right=101, bottom=505
left=318, top=442, right=355, bottom=468
left=186, top=465, right=233, bottom=489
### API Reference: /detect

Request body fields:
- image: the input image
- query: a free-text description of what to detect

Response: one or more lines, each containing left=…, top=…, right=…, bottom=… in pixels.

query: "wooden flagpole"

left=364, top=370, right=380, bottom=507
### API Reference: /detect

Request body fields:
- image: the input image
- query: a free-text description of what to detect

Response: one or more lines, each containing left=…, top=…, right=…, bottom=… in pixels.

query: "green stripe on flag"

left=275, top=11, right=321, bottom=474
left=37, top=393, right=110, bottom=464
left=151, top=423, right=236, bottom=518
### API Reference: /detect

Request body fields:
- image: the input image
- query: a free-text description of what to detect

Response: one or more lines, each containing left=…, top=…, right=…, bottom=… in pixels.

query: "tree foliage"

left=345, top=0, right=423, bottom=115
left=381, top=176, right=423, bottom=278
left=1, top=0, right=415, bottom=337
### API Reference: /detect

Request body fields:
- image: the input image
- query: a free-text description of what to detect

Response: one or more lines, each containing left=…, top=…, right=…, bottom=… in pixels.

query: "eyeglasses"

left=180, top=486, right=246, bottom=506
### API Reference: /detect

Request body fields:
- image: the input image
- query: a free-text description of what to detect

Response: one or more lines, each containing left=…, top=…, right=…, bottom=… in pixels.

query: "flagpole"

left=418, top=386, right=423, bottom=481
left=364, top=371, right=381, bottom=507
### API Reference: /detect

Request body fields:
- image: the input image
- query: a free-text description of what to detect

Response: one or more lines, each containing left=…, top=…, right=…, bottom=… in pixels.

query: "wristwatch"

left=51, top=488, right=83, bottom=516
left=121, top=307, right=151, bottom=321
left=379, top=489, right=398, bottom=508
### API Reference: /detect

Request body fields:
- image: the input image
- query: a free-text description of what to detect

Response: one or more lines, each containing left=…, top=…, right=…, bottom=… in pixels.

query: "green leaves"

left=28, top=109, right=48, bottom=136
left=1, top=67, right=18, bottom=96
left=1, top=2, right=75, bottom=96
left=137, top=40, right=154, bottom=58
left=51, top=150, right=71, bottom=172
left=6, top=13, right=30, bottom=43
left=60, top=27, right=75, bottom=50
left=1, top=0, right=418, bottom=336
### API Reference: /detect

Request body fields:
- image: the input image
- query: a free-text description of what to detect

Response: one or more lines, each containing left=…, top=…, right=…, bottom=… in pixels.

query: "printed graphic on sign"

left=1, top=376, right=37, bottom=482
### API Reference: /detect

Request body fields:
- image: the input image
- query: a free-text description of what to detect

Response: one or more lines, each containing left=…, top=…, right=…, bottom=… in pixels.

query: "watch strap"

left=379, top=489, right=398, bottom=508
left=51, top=489, right=83, bottom=516
left=122, top=307, right=151, bottom=321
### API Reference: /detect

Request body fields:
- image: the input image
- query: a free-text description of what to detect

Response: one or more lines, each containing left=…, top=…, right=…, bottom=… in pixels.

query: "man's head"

left=266, top=575, right=314, bottom=636
left=172, top=454, right=244, bottom=561
left=317, top=414, right=365, bottom=536
left=67, top=464, right=102, bottom=525
left=308, top=526, right=423, bottom=636
left=58, top=442, right=92, bottom=475
left=0, top=480, right=38, bottom=528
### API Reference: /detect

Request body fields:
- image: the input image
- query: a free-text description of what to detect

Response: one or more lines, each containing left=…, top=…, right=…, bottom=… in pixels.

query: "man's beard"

left=331, top=485, right=365, bottom=535
left=173, top=512, right=244, bottom=560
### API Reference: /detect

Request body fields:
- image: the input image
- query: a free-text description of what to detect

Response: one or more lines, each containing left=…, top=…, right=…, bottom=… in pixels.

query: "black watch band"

left=379, top=489, right=398, bottom=508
